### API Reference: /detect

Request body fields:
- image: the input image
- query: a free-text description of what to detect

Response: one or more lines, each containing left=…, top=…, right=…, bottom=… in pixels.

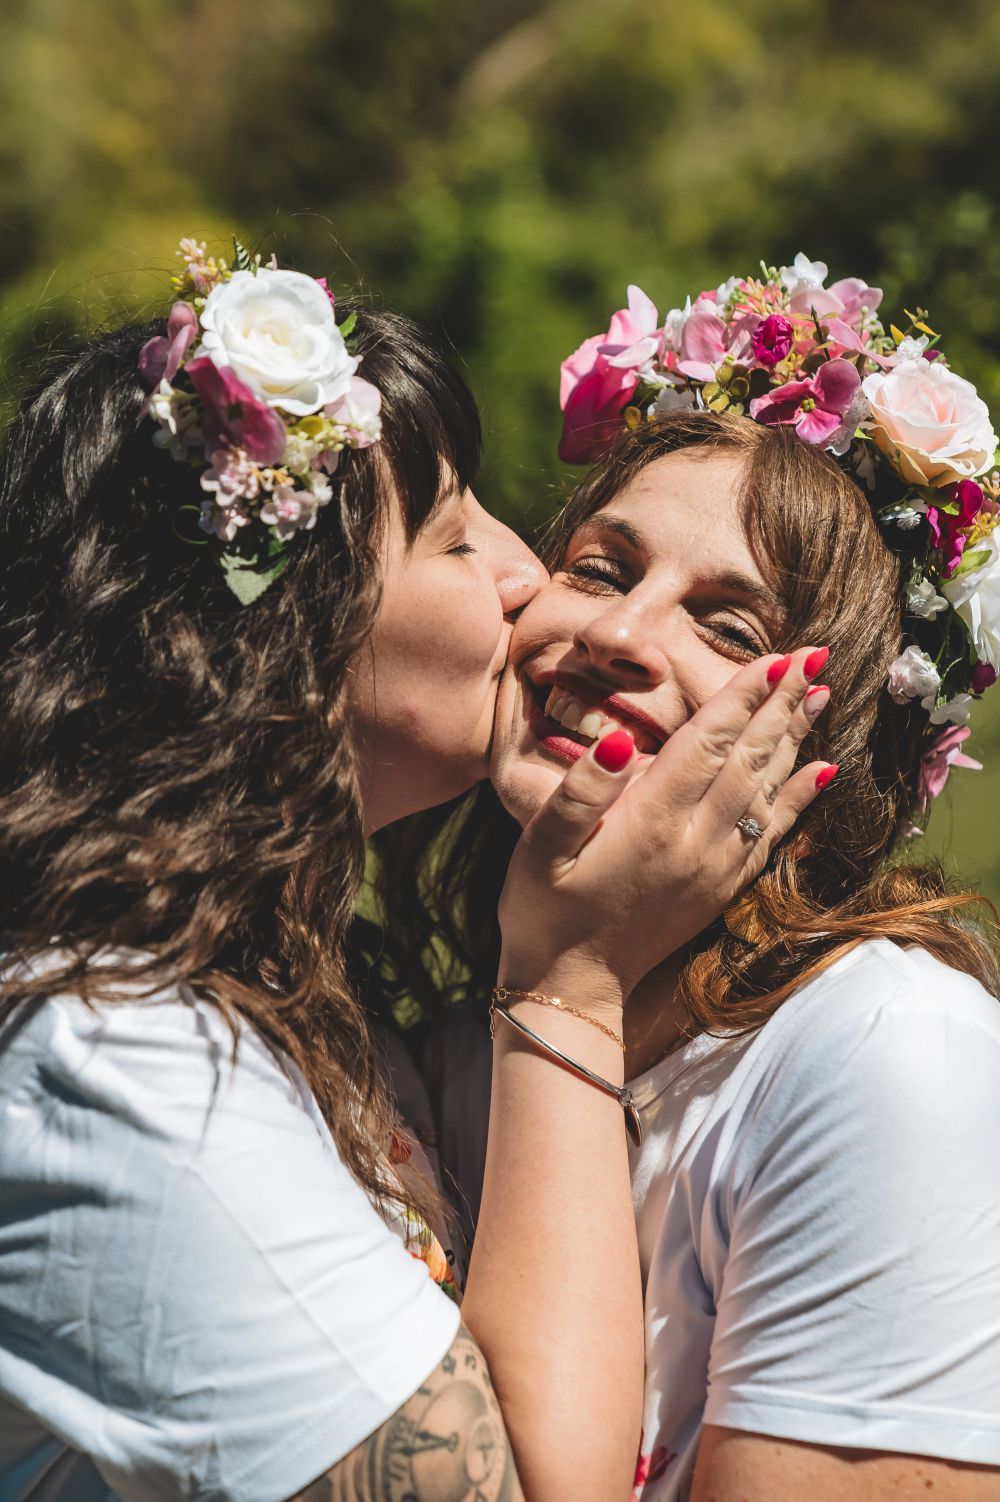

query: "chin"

left=491, top=752, right=560, bottom=829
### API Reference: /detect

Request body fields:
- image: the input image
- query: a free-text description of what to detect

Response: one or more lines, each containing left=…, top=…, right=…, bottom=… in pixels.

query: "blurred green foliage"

left=2, top=0, right=998, bottom=900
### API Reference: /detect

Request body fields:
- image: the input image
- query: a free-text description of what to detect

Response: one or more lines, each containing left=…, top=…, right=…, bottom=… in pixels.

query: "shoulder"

left=725, top=939, right=1000, bottom=1194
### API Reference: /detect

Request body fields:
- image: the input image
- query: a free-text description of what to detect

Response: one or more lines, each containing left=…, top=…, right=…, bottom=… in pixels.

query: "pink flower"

left=138, top=302, right=199, bottom=388
left=260, top=484, right=321, bottom=539
left=315, top=276, right=338, bottom=309
left=186, top=356, right=286, bottom=466
left=559, top=293, right=653, bottom=465
left=926, top=479, right=986, bottom=579
left=677, top=312, right=754, bottom=383
left=749, top=357, right=862, bottom=445
left=972, top=662, right=998, bottom=692
left=751, top=314, right=794, bottom=367
left=916, top=724, right=982, bottom=814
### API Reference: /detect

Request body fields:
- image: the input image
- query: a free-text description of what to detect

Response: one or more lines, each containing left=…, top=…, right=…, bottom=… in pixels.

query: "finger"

left=742, top=758, right=838, bottom=865
left=636, top=650, right=800, bottom=812
left=702, top=646, right=828, bottom=826
left=518, top=730, right=639, bottom=867
left=738, top=682, right=831, bottom=827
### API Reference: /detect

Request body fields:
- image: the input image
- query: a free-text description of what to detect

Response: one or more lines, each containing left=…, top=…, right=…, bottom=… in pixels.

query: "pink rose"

left=862, top=361, right=998, bottom=487
left=186, top=356, right=287, bottom=466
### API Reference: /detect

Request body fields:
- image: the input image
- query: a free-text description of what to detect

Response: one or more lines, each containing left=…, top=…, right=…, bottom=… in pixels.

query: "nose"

left=572, top=598, right=671, bottom=685
left=470, top=500, right=548, bottom=617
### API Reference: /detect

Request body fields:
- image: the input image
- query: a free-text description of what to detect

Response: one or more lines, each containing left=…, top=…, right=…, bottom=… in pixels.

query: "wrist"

left=497, top=954, right=625, bottom=1024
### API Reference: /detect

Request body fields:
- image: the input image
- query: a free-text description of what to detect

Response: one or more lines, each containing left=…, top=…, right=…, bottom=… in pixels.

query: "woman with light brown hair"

left=381, top=264, right=1000, bottom=1500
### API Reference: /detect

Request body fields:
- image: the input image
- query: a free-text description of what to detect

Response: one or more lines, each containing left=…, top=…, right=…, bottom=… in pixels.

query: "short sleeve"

left=703, top=948, right=1000, bottom=1465
left=0, top=989, right=460, bottom=1502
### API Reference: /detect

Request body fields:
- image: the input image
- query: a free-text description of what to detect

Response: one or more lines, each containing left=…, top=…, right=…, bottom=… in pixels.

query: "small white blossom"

left=928, top=693, right=974, bottom=726
left=906, top=575, right=949, bottom=618
left=887, top=645, right=940, bottom=705
left=149, top=381, right=198, bottom=461
left=661, top=298, right=693, bottom=354
left=893, top=334, right=930, bottom=363
left=651, top=385, right=697, bottom=417
left=779, top=253, right=828, bottom=295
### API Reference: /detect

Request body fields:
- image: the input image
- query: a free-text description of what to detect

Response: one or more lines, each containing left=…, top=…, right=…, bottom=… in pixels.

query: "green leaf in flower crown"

left=219, top=545, right=290, bottom=605
left=951, top=546, right=992, bottom=579
left=338, top=310, right=357, bottom=343
left=233, top=238, right=255, bottom=273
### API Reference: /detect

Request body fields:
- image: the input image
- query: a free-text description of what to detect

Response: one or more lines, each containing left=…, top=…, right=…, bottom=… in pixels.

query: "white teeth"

left=544, top=687, right=559, bottom=719
left=561, top=701, right=584, bottom=731
left=596, top=719, right=621, bottom=740
left=577, top=711, right=604, bottom=738
left=540, top=686, right=628, bottom=745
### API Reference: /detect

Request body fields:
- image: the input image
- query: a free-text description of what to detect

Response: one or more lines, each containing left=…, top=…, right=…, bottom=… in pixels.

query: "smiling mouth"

left=525, top=678, right=665, bottom=760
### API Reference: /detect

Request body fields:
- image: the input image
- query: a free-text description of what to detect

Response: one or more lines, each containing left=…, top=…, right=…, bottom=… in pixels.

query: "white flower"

left=906, top=575, right=949, bottom=618
left=929, top=693, right=974, bottom=726
left=197, top=268, right=358, bottom=416
left=661, top=298, right=693, bottom=353
left=862, top=360, right=998, bottom=487
left=887, top=644, right=940, bottom=705
left=149, top=380, right=198, bottom=460
left=893, top=334, right=930, bottom=363
left=651, top=385, right=697, bottom=417
left=779, top=253, right=828, bottom=295
left=941, top=524, right=1000, bottom=668
left=715, top=276, right=740, bottom=307
left=828, top=391, right=872, bottom=457
left=325, top=376, right=383, bottom=449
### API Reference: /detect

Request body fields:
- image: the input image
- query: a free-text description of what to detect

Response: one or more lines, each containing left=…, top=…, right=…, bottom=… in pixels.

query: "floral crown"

left=558, top=254, right=1000, bottom=819
left=138, top=238, right=382, bottom=604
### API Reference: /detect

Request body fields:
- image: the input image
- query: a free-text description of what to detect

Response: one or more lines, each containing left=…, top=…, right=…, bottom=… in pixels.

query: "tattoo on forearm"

left=288, top=1326, right=521, bottom=1502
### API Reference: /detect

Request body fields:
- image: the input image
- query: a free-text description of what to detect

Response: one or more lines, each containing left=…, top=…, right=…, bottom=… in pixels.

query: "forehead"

left=572, top=448, right=762, bottom=577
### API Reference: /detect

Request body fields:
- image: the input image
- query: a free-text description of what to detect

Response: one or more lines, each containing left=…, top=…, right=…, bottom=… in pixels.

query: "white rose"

left=862, top=360, right=998, bottom=487
left=941, top=524, right=1000, bottom=668
left=905, top=575, right=949, bottom=619
left=197, top=269, right=358, bottom=416
left=887, top=644, right=940, bottom=705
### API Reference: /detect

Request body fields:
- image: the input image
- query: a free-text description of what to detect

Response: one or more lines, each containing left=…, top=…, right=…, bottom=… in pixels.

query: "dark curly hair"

left=0, top=301, right=480, bottom=1219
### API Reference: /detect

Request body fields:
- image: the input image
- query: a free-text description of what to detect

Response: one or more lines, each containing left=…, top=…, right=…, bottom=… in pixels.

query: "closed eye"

left=564, top=556, right=633, bottom=592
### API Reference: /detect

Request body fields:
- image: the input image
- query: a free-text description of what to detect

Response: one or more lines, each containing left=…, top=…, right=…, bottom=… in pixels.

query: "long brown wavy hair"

left=0, top=302, right=480, bottom=1219
left=370, top=411, right=998, bottom=1062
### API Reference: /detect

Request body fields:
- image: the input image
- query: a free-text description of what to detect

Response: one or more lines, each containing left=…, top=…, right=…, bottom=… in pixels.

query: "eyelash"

left=565, top=557, right=764, bottom=658
left=448, top=542, right=476, bottom=557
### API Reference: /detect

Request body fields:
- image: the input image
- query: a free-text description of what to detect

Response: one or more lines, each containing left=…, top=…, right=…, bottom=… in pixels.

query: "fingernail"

left=815, top=763, right=839, bottom=790
left=594, top=729, right=635, bottom=772
left=766, top=654, right=792, bottom=685
left=804, top=646, right=830, bottom=680
left=804, top=685, right=830, bottom=718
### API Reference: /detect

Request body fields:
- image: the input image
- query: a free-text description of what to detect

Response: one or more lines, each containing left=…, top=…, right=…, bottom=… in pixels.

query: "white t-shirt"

left=628, top=939, right=1000, bottom=1500
left=0, top=961, right=460, bottom=1502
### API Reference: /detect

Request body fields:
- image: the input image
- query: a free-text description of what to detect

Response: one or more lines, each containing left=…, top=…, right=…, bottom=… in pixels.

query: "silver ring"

left=736, top=815, right=765, bottom=840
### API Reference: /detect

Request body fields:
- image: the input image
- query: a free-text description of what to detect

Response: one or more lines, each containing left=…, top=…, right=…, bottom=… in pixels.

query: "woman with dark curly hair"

left=0, top=246, right=825, bottom=1502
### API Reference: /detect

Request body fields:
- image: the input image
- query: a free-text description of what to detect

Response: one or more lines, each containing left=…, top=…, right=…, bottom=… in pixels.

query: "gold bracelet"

left=492, top=985, right=625, bottom=1052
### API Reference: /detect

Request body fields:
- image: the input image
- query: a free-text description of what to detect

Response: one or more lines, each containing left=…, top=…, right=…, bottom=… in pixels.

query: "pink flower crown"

left=138, top=238, right=382, bottom=604
left=558, top=254, right=1000, bottom=818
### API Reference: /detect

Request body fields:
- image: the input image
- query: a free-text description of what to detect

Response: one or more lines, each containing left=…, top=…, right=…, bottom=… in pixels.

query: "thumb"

left=518, top=730, right=638, bottom=867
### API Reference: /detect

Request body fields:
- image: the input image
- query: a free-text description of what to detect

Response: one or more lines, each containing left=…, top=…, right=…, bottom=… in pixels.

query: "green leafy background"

left=2, top=0, right=998, bottom=900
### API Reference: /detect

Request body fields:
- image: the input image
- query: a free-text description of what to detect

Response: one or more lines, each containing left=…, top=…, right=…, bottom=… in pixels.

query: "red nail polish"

left=594, top=729, right=635, bottom=772
left=804, top=646, right=830, bottom=680
left=815, top=763, right=839, bottom=790
left=766, top=654, right=792, bottom=685
left=806, top=683, right=829, bottom=697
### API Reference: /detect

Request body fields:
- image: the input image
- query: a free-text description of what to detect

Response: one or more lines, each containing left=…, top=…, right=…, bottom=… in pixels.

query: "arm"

left=289, top=1326, right=524, bottom=1502
left=691, top=1428, right=1000, bottom=1501
left=460, top=648, right=827, bottom=1502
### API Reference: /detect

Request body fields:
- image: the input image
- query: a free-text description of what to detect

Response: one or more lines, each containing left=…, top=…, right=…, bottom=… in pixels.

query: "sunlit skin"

left=490, top=449, right=788, bottom=1075
left=350, top=481, right=546, bottom=835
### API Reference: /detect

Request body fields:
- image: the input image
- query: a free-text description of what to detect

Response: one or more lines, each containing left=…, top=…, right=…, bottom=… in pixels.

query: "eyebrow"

left=571, top=513, right=785, bottom=616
